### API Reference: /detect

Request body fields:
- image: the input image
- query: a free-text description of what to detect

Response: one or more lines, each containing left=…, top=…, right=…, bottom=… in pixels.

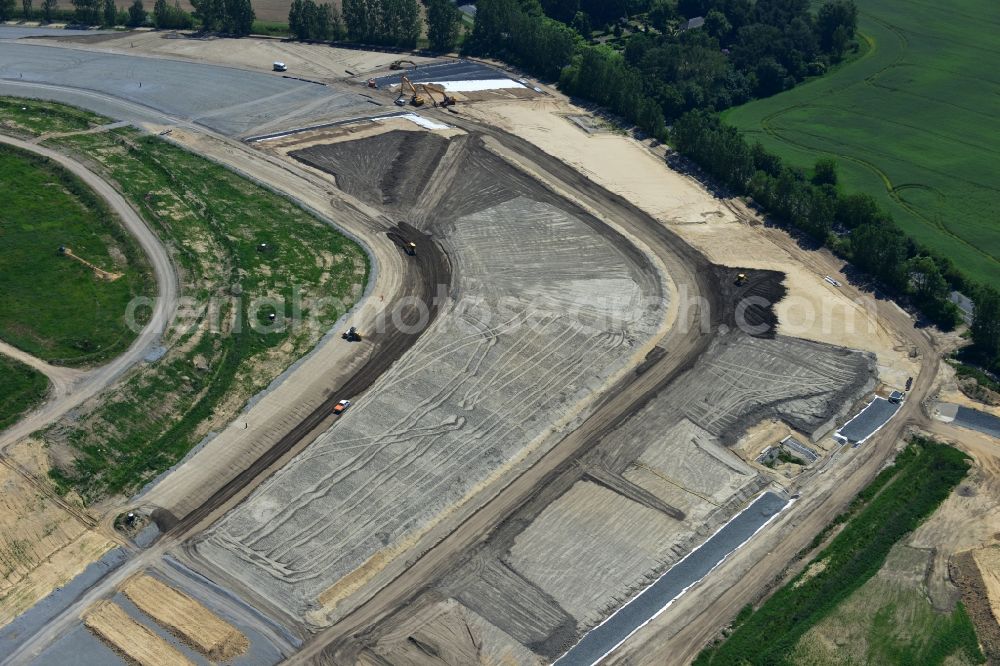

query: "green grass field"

left=0, top=143, right=153, bottom=365
left=695, top=438, right=979, bottom=665
left=793, top=544, right=982, bottom=665
left=0, top=98, right=370, bottom=501
left=0, top=357, right=49, bottom=432
left=724, top=0, right=1000, bottom=286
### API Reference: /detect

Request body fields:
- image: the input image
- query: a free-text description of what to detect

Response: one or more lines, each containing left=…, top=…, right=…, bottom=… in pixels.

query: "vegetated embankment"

left=694, top=437, right=982, bottom=665
left=0, top=98, right=369, bottom=503
left=0, top=140, right=154, bottom=366
left=0, top=357, right=49, bottom=431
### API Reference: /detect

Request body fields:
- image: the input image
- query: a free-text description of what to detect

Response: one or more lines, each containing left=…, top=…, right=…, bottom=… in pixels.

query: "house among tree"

left=682, top=16, right=705, bottom=30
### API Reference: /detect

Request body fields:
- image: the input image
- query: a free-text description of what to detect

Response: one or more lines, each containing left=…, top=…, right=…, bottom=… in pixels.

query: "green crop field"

left=0, top=143, right=154, bottom=365
left=0, top=357, right=49, bottom=432
left=724, top=0, right=1000, bottom=286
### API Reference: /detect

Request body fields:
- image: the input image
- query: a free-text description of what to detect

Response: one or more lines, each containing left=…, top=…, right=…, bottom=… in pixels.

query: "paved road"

left=837, top=396, right=901, bottom=444
left=0, top=41, right=371, bottom=136
left=0, top=134, right=177, bottom=451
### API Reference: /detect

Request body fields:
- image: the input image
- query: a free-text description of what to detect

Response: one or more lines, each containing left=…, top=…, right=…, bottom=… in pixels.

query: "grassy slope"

left=695, top=438, right=982, bottom=665
left=43, top=128, right=367, bottom=501
left=724, top=0, right=1000, bottom=286
left=793, top=544, right=981, bottom=665
left=0, top=357, right=50, bottom=432
left=0, top=143, right=153, bottom=365
left=2, top=98, right=368, bottom=501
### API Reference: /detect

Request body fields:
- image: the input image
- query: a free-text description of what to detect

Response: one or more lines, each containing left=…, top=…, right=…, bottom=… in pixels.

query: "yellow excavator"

left=396, top=74, right=425, bottom=107
left=390, top=59, right=417, bottom=70
left=418, top=83, right=458, bottom=109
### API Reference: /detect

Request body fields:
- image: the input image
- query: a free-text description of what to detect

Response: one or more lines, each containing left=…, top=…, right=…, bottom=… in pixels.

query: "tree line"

left=465, top=0, right=859, bottom=138
left=36, top=0, right=247, bottom=32
left=672, top=110, right=1000, bottom=369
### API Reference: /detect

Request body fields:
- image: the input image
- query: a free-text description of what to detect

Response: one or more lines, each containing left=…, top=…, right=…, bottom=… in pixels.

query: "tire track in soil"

left=156, top=222, right=451, bottom=537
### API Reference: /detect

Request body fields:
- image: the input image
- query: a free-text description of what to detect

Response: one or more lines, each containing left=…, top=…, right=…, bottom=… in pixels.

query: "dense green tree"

left=342, top=0, right=418, bottom=47
left=102, top=0, right=116, bottom=25
left=704, top=10, right=731, bottom=41
left=126, top=0, right=145, bottom=24
left=570, top=10, right=590, bottom=36
left=427, top=0, right=462, bottom=51
left=41, top=0, right=56, bottom=21
left=541, top=0, right=577, bottom=23
left=288, top=0, right=303, bottom=35
left=191, top=0, right=221, bottom=29
left=222, top=0, right=253, bottom=35
left=71, top=0, right=101, bottom=24
left=850, top=222, right=908, bottom=290
left=290, top=0, right=340, bottom=40
left=0, top=0, right=15, bottom=20
left=812, top=157, right=837, bottom=186
left=151, top=0, right=192, bottom=26
left=971, top=286, right=1000, bottom=367
left=21, top=0, right=31, bottom=20
left=816, top=0, right=857, bottom=58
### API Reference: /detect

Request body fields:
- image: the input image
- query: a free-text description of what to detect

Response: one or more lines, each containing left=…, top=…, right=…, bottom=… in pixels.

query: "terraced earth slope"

left=194, top=130, right=668, bottom=627
left=724, top=0, right=1000, bottom=285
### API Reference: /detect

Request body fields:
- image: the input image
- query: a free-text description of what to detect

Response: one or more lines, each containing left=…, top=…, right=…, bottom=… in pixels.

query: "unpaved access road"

left=0, top=134, right=177, bottom=451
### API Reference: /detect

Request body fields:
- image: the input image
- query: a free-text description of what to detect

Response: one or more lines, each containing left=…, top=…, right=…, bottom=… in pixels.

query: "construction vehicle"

left=333, top=399, right=351, bottom=414
left=390, top=59, right=417, bottom=70
left=418, top=83, right=457, bottom=108
left=404, top=242, right=417, bottom=256
left=397, top=75, right=425, bottom=106
left=367, top=78, right=378, bottom=89
left=272, top=61, right=287, bottom=72
left=735, top=273, right=748, bottom=285
left=342, top=326, right=362, bottom=342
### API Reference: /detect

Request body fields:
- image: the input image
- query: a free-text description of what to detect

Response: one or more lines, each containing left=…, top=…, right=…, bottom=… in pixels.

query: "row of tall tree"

left=286, top=0, right=462, bottom=51
left=190, top=0, right=253, bottom=35
left=670, top=109, right=1000, bottom=368
left=467, top=0, right=859, bottom=139
left=288, top=0, right=343, bottom=41
left=0, top=0, right=58, bottom=22
left=341, top=0, right=420, bottom=48
left=66, top=0, right=145, bottom=26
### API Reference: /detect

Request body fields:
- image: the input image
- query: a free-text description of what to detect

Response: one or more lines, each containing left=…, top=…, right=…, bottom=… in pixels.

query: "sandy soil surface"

left=84, top=600, right=194, bottom=666
left=122, top=574, right=248, bottom=660
left=973, top=546, right=1000, bottom=624
left=44, top=30, right=436, bottom=80
left=0, top=438, right=112, bottom=629
left=934, top=361, right=1000, bottom=419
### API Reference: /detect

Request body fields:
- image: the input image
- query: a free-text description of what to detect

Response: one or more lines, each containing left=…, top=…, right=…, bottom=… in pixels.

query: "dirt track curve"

left=0, top=134, right=178, bottom=450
